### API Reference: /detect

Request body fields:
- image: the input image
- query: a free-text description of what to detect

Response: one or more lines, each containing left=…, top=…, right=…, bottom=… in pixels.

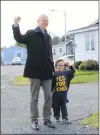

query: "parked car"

left=53, top=55, right=74, bottom=66
left=12, top=57, right=21, bottom=65
left=58, top=55, right=74, bottom=65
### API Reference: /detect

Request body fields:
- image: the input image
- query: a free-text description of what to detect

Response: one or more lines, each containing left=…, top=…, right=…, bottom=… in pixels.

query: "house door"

left=67, top=46, right=74, bottom=55
left=17, top=52, right=21, bottom=58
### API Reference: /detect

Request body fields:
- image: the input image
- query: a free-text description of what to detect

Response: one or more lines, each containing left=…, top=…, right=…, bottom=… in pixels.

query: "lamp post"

left=51, top=9, right=67, bottom=46
left=64, top=10, right=67, bottom=47
left=51, top=10, right=76, bottom=64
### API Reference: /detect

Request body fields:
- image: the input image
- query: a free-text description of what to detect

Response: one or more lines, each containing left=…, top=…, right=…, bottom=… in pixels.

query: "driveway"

left=1, top=66, right=99, bottom=134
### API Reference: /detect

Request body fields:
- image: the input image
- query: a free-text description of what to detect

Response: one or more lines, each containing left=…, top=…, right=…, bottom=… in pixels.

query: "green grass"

left=71, top=71, right=98, bottom=84
left=74, top=70, right=98, bottom=76
left=13, top=70, right=98, bottom=86
left=14, top=75, right=30, bottom=86
left=81, top=112, right=99, bottom=129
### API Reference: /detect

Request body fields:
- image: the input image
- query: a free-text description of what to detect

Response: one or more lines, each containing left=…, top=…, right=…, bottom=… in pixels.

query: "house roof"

left=9, top=45, right=26, bottom=49
left=90, top=19, right=99, bottom=25
left=69, top=19, right=99, bottom=34
left=52, top=42, right=65, bottom=47
left=52, top=40, right=76, bottom=48
left=2, top=45, right=26, bottom=52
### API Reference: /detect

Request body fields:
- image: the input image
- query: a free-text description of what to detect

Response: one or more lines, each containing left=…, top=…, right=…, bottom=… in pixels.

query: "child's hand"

left=69, top=61, right=73, bottom=66
left=65, top=62, right=69, bottom=67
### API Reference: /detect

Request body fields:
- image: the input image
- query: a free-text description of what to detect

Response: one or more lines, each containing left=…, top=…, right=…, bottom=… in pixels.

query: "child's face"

left=56, top=61, right=65, bottom=71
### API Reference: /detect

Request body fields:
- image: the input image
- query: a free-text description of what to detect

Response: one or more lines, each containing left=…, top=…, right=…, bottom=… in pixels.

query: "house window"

left=70, top=47, right=74, bottom=55
left=53, top=49, right=56, bottom=55
left=91, top=33, right=95, bottom=50
left=85, top=34, right=89, bottom=51
left=59, top=48, right=62, bottom=52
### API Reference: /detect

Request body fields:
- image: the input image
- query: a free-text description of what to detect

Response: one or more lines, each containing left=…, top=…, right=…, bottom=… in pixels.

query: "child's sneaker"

left=62, top=118, right=68, bottom=123
left=62, top=117, right=72, bottom=124
left=54, top=117, right=60, bottom=122
left=62, top=116, right=70, bottom=124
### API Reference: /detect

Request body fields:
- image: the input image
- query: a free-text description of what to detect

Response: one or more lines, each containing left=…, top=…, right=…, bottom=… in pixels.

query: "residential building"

left=52, top=19, right=99, bottom=62
left=52, top=42, right=66, bottom=60
left=1, top=45, right=27, bottom=65
left=69, top=19, right=99, bottom=61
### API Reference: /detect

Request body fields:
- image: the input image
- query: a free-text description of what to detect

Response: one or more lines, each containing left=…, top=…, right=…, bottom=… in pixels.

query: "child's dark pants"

left=52, top=91, right=68, bottom=119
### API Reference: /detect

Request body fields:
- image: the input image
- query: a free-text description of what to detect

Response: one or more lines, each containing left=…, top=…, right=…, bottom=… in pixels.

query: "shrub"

left=78, top=60, right=99, bottom=70
left=95, top=62, right=99, bottom=70
left=79, top=62, right=87, bottom=70
left=85, top=60, right=98, bottom=70
left=74, top=61, right=82, bottom=69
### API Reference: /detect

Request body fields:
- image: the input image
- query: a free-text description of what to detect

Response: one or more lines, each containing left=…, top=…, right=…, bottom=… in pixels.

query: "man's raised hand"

left=14, top=16, right=21, bottom=24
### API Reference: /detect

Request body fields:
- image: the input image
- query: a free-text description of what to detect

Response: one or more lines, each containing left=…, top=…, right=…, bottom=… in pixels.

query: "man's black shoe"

left=32, top=121, right=39, bottom=131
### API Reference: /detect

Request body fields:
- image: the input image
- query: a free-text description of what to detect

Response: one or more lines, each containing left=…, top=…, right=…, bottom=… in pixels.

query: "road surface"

left=1, top=65, right=99, bottom=134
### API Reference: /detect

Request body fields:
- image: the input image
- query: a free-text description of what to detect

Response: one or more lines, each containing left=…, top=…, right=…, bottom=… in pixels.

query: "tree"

left=51, top=36, right=60, bottom=45
left=61, top=34, right=74, bottom=42
left=16, top=42, right=26, bottom=48
left=1, top=46, right=6, bottom=52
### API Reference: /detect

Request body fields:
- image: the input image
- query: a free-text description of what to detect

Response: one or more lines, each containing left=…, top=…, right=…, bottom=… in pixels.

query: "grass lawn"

left=71, top=70, right=98, bottom=84
left=13, top=70, right=98, bottom=86
left=81, top=112, right=99, bottom=129
left=14, top=76, right=30, bottom=86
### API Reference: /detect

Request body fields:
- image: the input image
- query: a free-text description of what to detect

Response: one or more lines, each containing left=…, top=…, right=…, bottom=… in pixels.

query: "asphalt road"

left=1, top=65, right=24, bottom=76
left=1, top=65, right=99, bottom=134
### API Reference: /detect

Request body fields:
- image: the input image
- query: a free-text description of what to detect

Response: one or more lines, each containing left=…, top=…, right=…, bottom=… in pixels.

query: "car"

left=12, top=57, right=21, bottom=65
left=58, top=55, right=74, bottom=65
left=54, top=55, right=74, bottom=66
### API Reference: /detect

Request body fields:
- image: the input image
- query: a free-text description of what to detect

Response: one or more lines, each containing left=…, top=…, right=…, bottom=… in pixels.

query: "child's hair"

left=55, top=59, right=65, bottom=67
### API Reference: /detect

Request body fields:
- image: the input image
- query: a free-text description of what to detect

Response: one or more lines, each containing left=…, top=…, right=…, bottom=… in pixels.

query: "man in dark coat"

left=12, top=14, right=55, bottom=130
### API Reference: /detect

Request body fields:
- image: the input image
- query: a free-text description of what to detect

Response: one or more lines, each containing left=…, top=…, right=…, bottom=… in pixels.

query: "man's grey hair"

left=37, top=14, right=48, bottom=20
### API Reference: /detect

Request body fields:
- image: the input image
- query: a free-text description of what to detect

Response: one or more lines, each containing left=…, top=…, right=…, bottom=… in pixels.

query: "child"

left=51, top=59, right=74, bottom=123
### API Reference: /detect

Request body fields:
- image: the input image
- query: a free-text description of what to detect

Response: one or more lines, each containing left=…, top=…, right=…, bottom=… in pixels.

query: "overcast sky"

left=1, top=1, right=98, bottom=47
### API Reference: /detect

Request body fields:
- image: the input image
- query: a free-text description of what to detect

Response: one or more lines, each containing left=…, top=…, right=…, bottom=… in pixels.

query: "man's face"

left=38, top=16, right=48, bottom=29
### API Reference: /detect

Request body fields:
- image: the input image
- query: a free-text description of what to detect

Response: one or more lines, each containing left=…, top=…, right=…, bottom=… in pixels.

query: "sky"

left=1, top=1, right=98, bottom=47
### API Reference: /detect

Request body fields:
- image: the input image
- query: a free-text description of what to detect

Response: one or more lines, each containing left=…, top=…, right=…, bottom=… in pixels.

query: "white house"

left=52, top=19, right=99, bottom=62
left=52, top=40, right=75, bottom=60
left=69, top=19, right=99, bottom=62
left=52, top=42, right=66, bottom=60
